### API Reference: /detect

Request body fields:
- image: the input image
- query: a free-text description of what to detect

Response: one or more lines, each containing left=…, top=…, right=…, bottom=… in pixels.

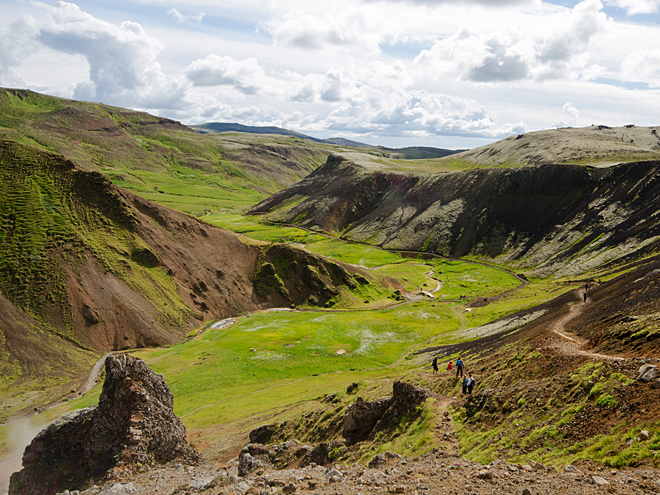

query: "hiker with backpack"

left=462, top=376, right=469, bottom=394
left=467, top=374, right=476, bottom=394
left=432, top=356, right=439, bottom=374
left=456, top=357, right=464, bottom=378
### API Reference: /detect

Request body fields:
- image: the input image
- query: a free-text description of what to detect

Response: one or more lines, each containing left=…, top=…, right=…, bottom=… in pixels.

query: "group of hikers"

left=431, top=355, right=476, bottom=394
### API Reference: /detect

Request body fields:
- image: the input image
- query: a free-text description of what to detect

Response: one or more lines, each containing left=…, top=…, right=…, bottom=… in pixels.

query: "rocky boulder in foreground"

left=9, top=354, right=201, bottom=495
left=343, top=381, right=435, bottom=445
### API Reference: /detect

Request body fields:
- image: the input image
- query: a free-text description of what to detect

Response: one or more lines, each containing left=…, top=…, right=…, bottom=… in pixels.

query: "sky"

left=1, top=0, right=660, bottom=149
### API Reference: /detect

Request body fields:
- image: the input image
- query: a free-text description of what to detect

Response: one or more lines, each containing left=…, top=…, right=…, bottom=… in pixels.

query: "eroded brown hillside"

left=0, top=140, right=378, bottom=418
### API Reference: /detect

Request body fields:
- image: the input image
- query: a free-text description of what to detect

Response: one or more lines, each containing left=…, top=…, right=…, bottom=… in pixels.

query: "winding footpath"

left=548, top=290, right=623, bottom=361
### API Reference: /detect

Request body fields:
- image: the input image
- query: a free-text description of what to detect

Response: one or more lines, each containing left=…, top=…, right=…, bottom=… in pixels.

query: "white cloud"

left=621, top=49, right=660, bottom=87
left=0, top=16, right=39, bottom=86
left=607, top=0, right=660, bottom=14
left=362, top=0, right=535, bottom=5
left=33, top=2, right=184, bottom=108
left=185, top=54, right=270, bottom=94
left=261, top=9, right=383, bottom=55
left=533, top=0, right=607, bottom=79
left=413, top=0, right=606, bottom=83
left=320, top=69, right=361, bottom=102
left=319, top=90, right=526, bottom=138
left=551, top=101, right=580, bottom=127
left=286, top=62, right=412, bottom=103
left=563, top=102, right=580, bottom=122
left=167, top=8, right=206, bottom=23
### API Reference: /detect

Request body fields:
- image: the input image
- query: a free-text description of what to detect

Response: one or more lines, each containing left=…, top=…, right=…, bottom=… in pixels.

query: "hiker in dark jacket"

left=462, top=376, right=469, bottom=394
left=432, top=356, right=439, bottom=374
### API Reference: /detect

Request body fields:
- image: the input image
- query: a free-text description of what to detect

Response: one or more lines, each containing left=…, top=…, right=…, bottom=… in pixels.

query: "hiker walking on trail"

left=467, top=374, right=476, bottom=394
left=432, top=356, right=439, bottom=374
left=462, top=376, right=469, bottom=394
left=456, top=357, right=464, bottom=378
left=447, top=361, right=453, bottom=372
left=583, top=292, right=587, bottom=303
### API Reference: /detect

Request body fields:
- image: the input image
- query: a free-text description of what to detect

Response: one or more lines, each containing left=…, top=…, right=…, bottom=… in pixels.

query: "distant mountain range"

left=190, top=122, right=463, bottom=159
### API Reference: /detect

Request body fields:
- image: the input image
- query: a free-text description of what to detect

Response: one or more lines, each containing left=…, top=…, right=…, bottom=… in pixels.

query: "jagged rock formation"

left=342, top=396, right=391, bottom=445
left=252, top=155, right=660, bottom=276
left=9, top=355, right=201, bottom=495
left=249, top=424, right=278, bottom=445
left=343, top=381, right=435, bottom=445
left=238, top=382, right=435, bottom=472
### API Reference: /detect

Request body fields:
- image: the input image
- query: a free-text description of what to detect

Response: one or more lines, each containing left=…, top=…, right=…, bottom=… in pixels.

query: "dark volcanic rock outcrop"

left=342, top=396, right=391, bottom=445
left=9, top=355, right=201, bottom=495
left=343, top=381, right=434, bottom=445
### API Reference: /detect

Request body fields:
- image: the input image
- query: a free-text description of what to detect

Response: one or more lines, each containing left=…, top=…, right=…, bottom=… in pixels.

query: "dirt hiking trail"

left=548, top=290, right=623, bottom=361
left=433, top=395, right=460, bottom=456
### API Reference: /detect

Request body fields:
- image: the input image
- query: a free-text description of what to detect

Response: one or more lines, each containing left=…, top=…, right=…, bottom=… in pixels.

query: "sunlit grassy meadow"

left=133, top=303, right=461, bottom=415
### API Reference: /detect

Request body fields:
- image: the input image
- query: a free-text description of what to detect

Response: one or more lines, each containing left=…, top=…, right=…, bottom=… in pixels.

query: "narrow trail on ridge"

left=548, top=290, right=623, bottom=361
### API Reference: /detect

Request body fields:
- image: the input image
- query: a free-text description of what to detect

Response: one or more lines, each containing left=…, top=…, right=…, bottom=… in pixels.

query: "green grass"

left=356, top=397, right=442, bottom=463
left=448, top=359, right=649, bottom=469
left=374, top=262, right=431, bottom=291
left=207, top=212, right=326, bottom=243
left=207, top=212, right=404, bottom=267
left=108, top=164, right=268, bottom=214
left=431, top=259, right=520, bottom=300
left=305, top=240, right=403, bottom=268
left=131, top=304, right=461, bottom=417
left=206, top=212, right=522, bottom=299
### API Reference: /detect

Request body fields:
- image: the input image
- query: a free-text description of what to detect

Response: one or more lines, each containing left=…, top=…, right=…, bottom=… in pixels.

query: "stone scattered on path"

left=591, top=475, right=610, bottom=485
left=636, top=364, right=659, bottom=382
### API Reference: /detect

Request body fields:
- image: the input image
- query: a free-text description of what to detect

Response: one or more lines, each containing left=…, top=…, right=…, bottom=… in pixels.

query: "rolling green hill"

left=0, top=88, right=330, bottom=214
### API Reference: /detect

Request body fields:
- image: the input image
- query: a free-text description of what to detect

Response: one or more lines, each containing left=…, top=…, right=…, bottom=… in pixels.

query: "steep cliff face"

left=252, top=155, right=660, bottom=276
